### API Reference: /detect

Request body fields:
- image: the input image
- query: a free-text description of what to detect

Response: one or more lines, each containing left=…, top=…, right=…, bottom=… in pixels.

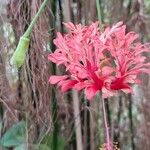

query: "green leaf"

left=0, top=121, right=26, bottom=147
left=14, top=144, right=50, bottom=150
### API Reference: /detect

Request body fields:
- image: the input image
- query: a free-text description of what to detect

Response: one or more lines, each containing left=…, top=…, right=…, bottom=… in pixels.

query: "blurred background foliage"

left=0, top=0, right=150, bottom=150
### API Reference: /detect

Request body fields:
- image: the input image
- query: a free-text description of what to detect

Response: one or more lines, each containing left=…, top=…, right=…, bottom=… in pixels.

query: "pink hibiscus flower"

left=48, top=22, right=150, bottom=100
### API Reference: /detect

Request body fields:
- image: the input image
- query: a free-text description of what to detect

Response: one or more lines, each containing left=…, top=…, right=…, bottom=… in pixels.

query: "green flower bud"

left=10, top=36, right=30, bottom=68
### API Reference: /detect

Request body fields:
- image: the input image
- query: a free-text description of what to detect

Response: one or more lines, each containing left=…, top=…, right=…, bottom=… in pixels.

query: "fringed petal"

left=60, top=80, right=78, bottom=92
left=85, top=85, right=98, bottom=100
left=49, top=75, right=68, bottom=84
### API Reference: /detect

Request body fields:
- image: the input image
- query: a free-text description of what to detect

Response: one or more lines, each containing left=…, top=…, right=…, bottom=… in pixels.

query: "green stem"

left=24, top=0, right=49, bottom=38
left=96, top=0, right=102, bottom=30
left=10, top=0, right=49, bottom=68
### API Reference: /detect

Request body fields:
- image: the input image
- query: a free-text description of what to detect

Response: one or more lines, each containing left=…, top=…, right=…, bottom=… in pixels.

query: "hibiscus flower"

left=48, top=22, right=149, bottom=100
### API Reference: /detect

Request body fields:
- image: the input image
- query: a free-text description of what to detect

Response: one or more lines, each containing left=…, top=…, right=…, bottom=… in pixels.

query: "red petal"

left=49, top=75, right=68, bottom=84
left=85, top=85, right=98, bottom=100
left=74, top=82, right=86, bottom=91
left=110, top=77, right=130, bottom=90
left=60, top=80, right=78, bottom=92
left=121, top=88, right=133, bottom=93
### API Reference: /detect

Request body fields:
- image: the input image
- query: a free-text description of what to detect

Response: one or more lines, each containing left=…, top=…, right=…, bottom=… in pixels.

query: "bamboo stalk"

left=128, top=94, right=135, bottom=150
left=105, top=98, right=111, bottom=135
left=49, top=0, right=58, bottom=149
left=86, top=101, right=90, bottom=149
left=58, top=0, right=64, bottom=33
left=102, top=98, right=111, bottom=150
left=72, top=90, right=83, bottom=150
left=51, top=86, right=58, bottom=150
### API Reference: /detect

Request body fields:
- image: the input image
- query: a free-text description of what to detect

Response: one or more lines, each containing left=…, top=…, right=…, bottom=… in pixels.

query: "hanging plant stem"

left=24, top=0, right=49, bottom=37
left=10, top=0, right=49, bottom=68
